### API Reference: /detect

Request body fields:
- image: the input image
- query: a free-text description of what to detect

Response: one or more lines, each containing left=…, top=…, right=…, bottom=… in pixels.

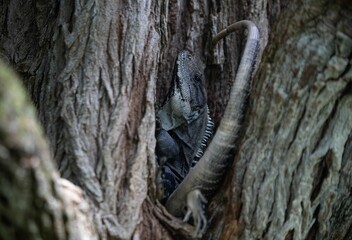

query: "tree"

left=0, top=0, right=351, bottom=239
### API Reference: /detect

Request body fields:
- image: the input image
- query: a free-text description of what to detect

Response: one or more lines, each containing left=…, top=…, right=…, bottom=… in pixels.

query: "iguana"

left=156, top=20, right=259, bottom=237
left=156, top=50, right=214, bottom=202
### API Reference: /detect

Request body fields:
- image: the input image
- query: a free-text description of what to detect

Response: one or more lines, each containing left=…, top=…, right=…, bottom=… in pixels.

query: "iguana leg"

left=156, top=129, right=181, bottom=202
left=159, top=165, right=181, bottom=202
left=183, top=189, right=208, bottom=238
left=156, top=129, right=179, bottom=163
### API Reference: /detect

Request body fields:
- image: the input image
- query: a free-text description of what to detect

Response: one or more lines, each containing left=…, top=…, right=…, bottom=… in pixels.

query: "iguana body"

left=156, top=20, right=259, bottom=237
left=156, top=50, right=213, bottom=201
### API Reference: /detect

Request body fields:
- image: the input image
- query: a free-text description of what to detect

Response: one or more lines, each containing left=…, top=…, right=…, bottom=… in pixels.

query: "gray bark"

left=0, top=0, right=351, bottom=239
left=0, top=60, right=97, bottom=240
left=212, top=1, right=352, bottom=240
left=1, top=0, right=161, bottom=239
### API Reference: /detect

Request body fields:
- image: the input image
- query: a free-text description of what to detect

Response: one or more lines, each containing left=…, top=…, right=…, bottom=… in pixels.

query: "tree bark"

left=1, top=1, right=161, bottom=239
left=0, top=0, right=351, bottom=240
left=213, top=1, right=352, bottom=240
left=0, top=60, right=97, bottom=239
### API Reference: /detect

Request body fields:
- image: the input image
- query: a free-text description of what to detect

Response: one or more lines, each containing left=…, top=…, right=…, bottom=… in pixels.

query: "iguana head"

left=158, top=50, right=207, bottom=131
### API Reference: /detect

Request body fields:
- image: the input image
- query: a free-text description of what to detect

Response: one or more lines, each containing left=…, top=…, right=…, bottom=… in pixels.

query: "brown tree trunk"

left=0, top=0, right=351, bottom=240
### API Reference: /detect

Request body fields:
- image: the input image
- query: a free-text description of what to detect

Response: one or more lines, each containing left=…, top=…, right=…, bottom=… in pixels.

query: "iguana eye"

left=194, top=73, right=202, bottom=82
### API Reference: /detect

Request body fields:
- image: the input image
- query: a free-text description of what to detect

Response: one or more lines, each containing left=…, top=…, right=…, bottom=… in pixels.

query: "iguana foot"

left=156, top=130, right=182, bottom=203
left=183, top=189, right=208, bottom=238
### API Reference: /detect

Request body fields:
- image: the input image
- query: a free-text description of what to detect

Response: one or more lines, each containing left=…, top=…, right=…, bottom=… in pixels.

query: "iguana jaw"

left=158, top=50, right=207, bottom=131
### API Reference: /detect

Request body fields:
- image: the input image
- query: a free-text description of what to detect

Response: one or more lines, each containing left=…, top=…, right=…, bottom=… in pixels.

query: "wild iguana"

left=156, top=50, right=214, bottom=202
left=156, top=20, right=259, bottom=237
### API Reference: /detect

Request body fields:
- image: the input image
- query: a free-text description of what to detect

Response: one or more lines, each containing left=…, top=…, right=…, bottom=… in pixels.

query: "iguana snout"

left=158, top=50, right=207, bottom=131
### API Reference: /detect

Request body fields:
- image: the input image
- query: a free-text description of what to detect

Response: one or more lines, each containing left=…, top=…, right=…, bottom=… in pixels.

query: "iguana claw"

left=183, top=189, right=208, bottom=238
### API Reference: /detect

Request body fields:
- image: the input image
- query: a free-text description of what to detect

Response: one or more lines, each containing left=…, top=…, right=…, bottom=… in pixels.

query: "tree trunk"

left=0, top=0, right=351, bottom=240
left=0, top=60, right=97, bottom=239
left=213, top=1, right=352, bottom=240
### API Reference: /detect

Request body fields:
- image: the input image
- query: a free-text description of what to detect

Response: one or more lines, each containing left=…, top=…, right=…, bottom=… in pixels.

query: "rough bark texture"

left=213, top=1, right=352, bottom=240
left=1, top=1, right=160, bottom=239
left=0, top=60, right=97, bottom=240
left=0, top=0, right=351, bottom=239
